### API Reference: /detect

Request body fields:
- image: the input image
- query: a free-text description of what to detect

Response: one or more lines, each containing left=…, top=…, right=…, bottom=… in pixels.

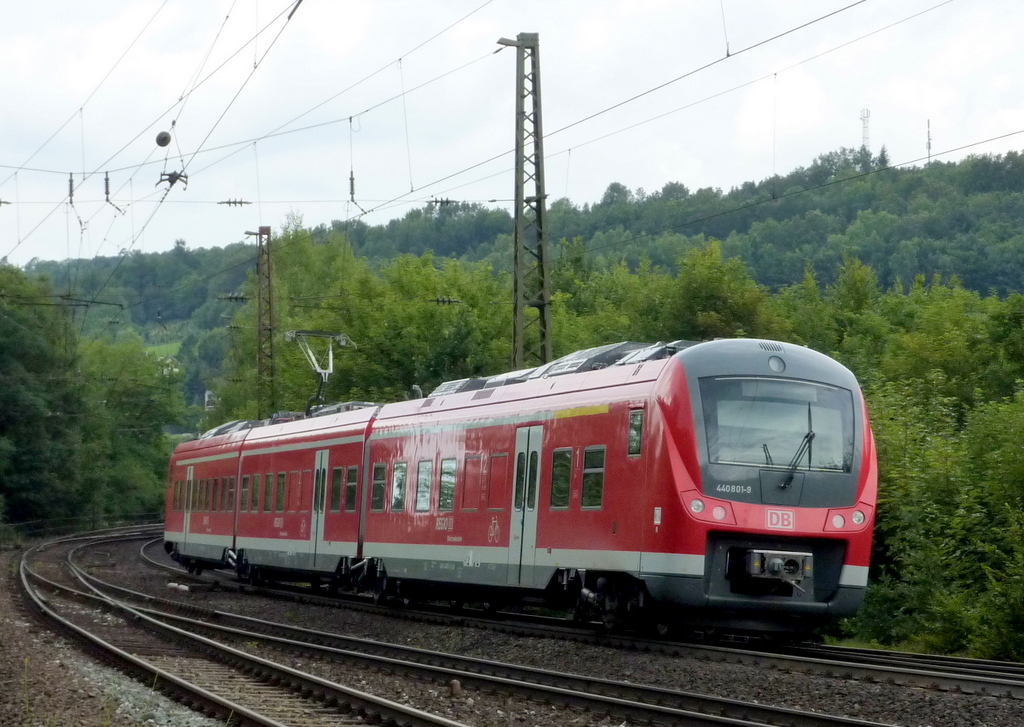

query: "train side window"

left=415, top=460, right=433, bottom=512
left=251, top=474, right=261, bottom=512
left=330, top=468, right=344, bottom=512
left=172, top=481, right=179, bottom=512
left=276, top=472, right=286, bottom=513
left=371, top=463, right=387, bottom=511
left=527, top=451, right=540, bottom=511
left=214, top=478, right=221, bottom=512
left=488, top=454, right=508, bottom=510
left=227, top=476, right=236, bottom=512
left=514, top=453, right=527, bottom=511
left=462, top=456, right=481, bottom=510
left=201, top=479, right=209, bottom=511
left=262, top=474, right=272, bottom=513
left=549, top=448, right=573, bottom=509
left=345, top=466, right=358, bottom=512
left=439, top=459, right=456, bottom=512
left=391, top=462, right=408, bottom=512
left=628, top=410, right=644, bottom=456
left=240, top=476, right=250, bottom=512
left=582, top=446, right=606, bottom=509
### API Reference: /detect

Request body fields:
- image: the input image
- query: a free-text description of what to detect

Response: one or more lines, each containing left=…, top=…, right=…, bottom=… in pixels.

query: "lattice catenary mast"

left=253, top=226, right=275, bottom=418
left=499, top=32, right=552, bottom=369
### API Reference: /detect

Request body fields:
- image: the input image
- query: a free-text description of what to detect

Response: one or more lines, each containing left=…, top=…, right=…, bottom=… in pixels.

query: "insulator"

left=349, top=171, right=355, bottom=199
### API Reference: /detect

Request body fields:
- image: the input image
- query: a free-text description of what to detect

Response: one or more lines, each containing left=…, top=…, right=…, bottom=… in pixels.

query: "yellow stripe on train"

left=554, top=404, right=610, bottom=419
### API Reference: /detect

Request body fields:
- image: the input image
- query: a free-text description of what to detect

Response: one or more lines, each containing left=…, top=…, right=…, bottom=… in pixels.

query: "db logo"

left=767, top=509, right=795, bottom=530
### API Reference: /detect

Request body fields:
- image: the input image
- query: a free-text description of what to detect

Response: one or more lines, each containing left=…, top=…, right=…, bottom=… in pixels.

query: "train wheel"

left=236, top=560, right=252, bottom=584
left=371, top=576, right=389, bottom=605
left=250, top=566, right=265, bottom=587
left=601, top=610, right=624, bottom=632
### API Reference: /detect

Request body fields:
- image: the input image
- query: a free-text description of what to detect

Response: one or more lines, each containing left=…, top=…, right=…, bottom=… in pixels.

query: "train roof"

left=178, top=338, right=856, bottom=451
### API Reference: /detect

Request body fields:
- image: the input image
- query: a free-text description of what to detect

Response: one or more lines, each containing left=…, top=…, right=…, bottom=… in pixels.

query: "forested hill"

left=27, top=146, right=1024, bottom=334
left=10, top=146, right=1024, bottom=658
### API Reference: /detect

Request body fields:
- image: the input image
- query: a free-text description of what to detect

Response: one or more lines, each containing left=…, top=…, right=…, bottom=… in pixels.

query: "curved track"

left=21, top=530, right=467, bottom=727
left=141, top=538, right=1024, bottom=702
left=27, top=531, right=903, bottom=727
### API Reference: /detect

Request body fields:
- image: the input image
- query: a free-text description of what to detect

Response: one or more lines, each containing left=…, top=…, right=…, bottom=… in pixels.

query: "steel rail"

left=68, top=554, right=895, bottom=727
left=22, top=536, right=470, bottom=727
left=139, top=537, right=1024, bottom=699
left=782, top=643, right=1024, bottom=680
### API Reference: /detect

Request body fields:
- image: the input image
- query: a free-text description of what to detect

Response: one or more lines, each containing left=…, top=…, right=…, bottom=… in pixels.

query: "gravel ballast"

left=10, top=537, right=1024, bottom=726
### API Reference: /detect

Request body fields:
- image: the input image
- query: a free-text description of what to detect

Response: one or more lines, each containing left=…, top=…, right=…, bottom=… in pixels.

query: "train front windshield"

left=699, top=376, right=854, bottom=472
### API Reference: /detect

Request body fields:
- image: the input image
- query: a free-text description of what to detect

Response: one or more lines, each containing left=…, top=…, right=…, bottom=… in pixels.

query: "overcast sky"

left=0, top=0, right=1019, bottom=267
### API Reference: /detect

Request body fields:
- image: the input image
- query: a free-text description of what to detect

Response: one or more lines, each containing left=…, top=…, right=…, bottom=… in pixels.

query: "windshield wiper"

left=763, top=444, right=773, bottom=466
left=780, top=403, right=814, bottom=489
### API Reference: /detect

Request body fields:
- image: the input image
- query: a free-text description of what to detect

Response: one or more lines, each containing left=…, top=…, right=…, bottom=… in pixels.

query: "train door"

left=182, top=465, right=195, bottom=550
left=311, top=449, right=330, bottom=569
left=507, top=425, right=543, bottom=586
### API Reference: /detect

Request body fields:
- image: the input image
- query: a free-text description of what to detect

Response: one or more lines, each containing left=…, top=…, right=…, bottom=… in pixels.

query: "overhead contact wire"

left=0, top=0, right=170, bottom=190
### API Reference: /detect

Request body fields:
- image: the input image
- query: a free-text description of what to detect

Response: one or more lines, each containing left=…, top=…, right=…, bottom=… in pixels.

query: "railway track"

left=29, top=532, right=901, bottom=727
left=21, top=531, right=469, bottom=727
left=139, top=538, right=1024, bottom=702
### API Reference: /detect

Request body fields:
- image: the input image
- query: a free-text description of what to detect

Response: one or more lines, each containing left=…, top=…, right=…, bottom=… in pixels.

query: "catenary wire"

left=89, top=127, right=1024, bottom=344
left=0, top=0, right=170, bottom=189
left=339, top=0, right=879, bottom=222
left=338, top=0, right=956, bottom=220
left=1, top=2, right=297, bottom=262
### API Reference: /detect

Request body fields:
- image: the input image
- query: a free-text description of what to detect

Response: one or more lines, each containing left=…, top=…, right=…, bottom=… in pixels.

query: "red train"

left=164, top=338, right=876, bottom=634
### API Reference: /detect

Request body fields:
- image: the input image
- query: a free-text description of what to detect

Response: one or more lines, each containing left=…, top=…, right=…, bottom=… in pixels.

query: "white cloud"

left=1, top=0, right=1023, bottom=265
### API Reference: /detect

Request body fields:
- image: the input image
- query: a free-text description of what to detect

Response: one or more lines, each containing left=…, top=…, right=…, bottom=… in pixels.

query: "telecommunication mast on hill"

left=860, top=108, right=871, bottom=153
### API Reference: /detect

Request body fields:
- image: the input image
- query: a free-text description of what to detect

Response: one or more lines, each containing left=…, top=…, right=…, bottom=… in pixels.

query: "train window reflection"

left=550, top=449, right=572, bottom=509
left=700, top=376, right=854, bottom=472
left=276, top=472, right=286, bottom=513
left=331, top=468, right=344, bottom=512
left=416, top=461, right=433, bottom=512
left=371, top=463, right=387, bottom=511
left=527, top=451, right=539, bottom=511
left=392, top=462, right=408, bottom=512
left=514, top=453, right=526, bottom=511
left=628, top=410, right=644, bottom=456
left=345, top=466, right=359, bottom=512
left=439, top=459, right=456, bottom=512
left=582, top=447, right=605, bottom=509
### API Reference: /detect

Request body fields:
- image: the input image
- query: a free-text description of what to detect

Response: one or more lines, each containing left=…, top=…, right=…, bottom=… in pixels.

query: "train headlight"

left=690, top=499, right=705, bottom=514
left=831, top=514, right=846, bottom=529
left=852, top=510, right=865, bottom=525
left=712, top=506, right=727, bottom=521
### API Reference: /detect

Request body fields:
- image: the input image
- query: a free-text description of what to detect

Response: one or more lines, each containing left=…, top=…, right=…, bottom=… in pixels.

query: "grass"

left=146, top=341, right=181, bottom=357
